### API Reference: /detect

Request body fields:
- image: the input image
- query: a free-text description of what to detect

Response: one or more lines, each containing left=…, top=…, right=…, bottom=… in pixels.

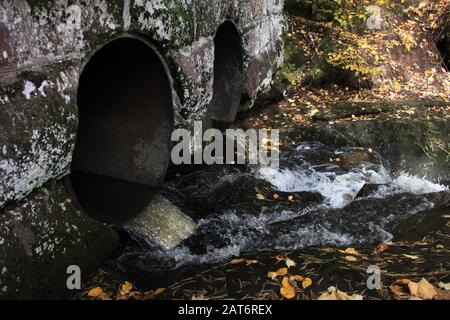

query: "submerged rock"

left=123, top=194, right=197, bottom=251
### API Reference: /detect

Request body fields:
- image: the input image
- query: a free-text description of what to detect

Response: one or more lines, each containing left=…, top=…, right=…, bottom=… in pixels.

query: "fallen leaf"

left=344, top=247, right=360, bottom=256
left=120, top=281, right=133, bottom=296
left=302, top=278, right=312, bottom=289
left=280, top=284, right=296, bottom=300
left=345, top=255, right=358, bottom=262
left=256, top=194, right=265, bottom=200
left=267, top=272, right=278, bottom=280
left=154, top=288, right=166, bottom=296
left=87, top=287, right=104, bottom=298
left=230, top=258, right=245, bottom=265
left=390, top=285, right=407, bottom=297
left=275, top=255, right=286, bottom=261
left=318, top=287, right=353, bottom=300
left=285, top=258, right=296, bottom=268
left=408, top=278, right=438, bottom=300
left=288, top=195, right=294, bottom=201
left=438, top=282, right=450, bottom=291
left=282, top=277, right=291, bottom=288
left=403, top=254, right=420, bottom=260
left=395, top=279, right=412, bottom=285
left=273, top=194, right=280, bottom=200
left=435, top=290, right=450, bottom=300
left=276, top=268, right=288, bottom=276
left=246, top=260, right=259, bottom=266
left=374, top=243, right=390, bottom=254
left=290, top=275, right=305, bottom=283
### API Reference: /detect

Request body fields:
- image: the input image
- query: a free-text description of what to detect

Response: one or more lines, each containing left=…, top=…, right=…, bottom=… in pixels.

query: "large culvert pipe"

left=68, top=36, right=174, bottom=224
left=206, top=21, right=244, bottom=129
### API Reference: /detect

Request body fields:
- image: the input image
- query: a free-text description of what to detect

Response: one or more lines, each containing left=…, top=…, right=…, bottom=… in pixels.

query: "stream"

left=110, top=141, right=449, bottom=286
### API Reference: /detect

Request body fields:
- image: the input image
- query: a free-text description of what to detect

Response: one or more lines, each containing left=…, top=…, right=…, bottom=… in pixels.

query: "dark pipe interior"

left=69, top=37, right=173, bottom=224
left=207, top=21, right=244, bottom=129
left=437, top=36, right=450, bottom=70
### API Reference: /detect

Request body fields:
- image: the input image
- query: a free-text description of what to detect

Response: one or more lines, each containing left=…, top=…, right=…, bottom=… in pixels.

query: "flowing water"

left=115, top=142, right=449, bottom=278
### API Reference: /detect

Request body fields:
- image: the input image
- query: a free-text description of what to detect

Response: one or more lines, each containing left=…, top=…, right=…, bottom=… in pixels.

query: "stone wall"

left=0, top=0, right=285, bottom=298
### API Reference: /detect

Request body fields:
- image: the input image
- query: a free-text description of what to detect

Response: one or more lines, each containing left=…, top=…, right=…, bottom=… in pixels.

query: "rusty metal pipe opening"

left=206, top=21, right=244, bottom=129
left=68, top=37, right=173, bottom=224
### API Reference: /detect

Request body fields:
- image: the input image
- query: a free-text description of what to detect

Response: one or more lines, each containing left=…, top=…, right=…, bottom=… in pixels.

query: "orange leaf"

left=276, top=268, right=288, bottom=276
left=120, top=281, right=133, bottom=296
left=280, top=285, right=296, bottom=299
left=302, top=278, right=313, bottom=289
left=87, top=287, right=104, bottom=298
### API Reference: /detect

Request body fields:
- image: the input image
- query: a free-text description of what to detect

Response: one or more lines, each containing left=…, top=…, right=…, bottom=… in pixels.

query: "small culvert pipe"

left=206, top=21, right=244, bottom=129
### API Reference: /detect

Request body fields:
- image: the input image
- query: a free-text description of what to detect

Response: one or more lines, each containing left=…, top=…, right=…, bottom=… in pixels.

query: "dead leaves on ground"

left=280, top=277, right=297, bottom=300
left=390, top=278, right=450, bottom=300
left=268, top=260, right=313, bottom=299
left=318, top=287, right=364, bottom=301
left=84, top=281, right=165, bottom=300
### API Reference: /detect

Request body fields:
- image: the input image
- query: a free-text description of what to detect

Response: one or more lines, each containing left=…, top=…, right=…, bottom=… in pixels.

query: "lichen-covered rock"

left=0, top=66, right=79, bottom=208
left=0, top=179, right=119, bottom=299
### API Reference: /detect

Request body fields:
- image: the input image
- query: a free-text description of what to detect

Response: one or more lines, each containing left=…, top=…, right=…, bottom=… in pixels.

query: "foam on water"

left=258, top=166, right=385, bottom=208
left=372, top=174, right=448, bottom=198
left=258, top=164, right=447, bottom=208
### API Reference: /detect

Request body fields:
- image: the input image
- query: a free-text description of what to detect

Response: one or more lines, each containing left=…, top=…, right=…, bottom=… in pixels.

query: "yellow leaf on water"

left=302, top=278, right=313, bottom=289
left=87, top=287, right=104, bottom=298
left=120, top=281, right=133, bottom=296
left=273, top=194, right=280, bottom=200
